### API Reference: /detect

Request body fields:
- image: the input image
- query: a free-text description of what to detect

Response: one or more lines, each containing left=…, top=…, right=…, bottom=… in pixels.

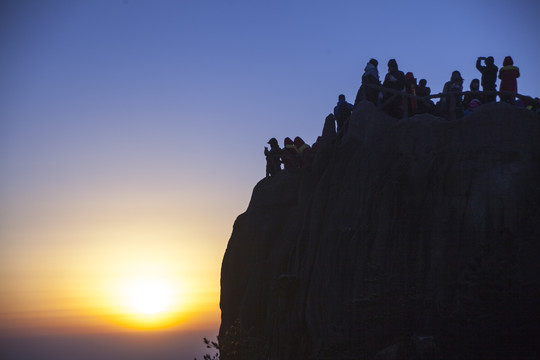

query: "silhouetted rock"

left=219, top=101, right=540, bottom=360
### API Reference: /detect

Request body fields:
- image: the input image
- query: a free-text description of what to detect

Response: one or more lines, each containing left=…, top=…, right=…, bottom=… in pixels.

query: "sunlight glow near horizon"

left=108, top=274, right=188, bottom=330
left=0, top=149, right=232, bottom=337
left=0, top=219, right=224, bottom=335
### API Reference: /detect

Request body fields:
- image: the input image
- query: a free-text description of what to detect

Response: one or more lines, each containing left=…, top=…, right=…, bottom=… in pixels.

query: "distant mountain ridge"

left=219, top=101, right=540, bottom=360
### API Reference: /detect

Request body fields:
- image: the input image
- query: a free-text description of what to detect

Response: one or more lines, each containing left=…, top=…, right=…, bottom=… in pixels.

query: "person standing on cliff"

left=404, top=72, right=418, bottom=115
left=476, top=56, right=498, bottom=102
left=498, top=56, right=520, bottom=104
left=354, top=58, right=380, bottom=106
left=294, top=136, right=311, bottom=168
left=264, top=138, right=282, bottom=177
left=463, top=78, right=482, bottom=110
left=441, top=70, right=464, bottom=119
left=333, top=94, right=354, bottom=133
left=281, top=137, right=298, bottom=171
left=416, top=79, right=434, bottom=114
left=382, top=59, right=406, bottom=118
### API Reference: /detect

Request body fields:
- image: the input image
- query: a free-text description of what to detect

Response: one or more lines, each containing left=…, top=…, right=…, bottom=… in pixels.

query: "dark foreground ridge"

left=219, top=101, right=540, bottom=360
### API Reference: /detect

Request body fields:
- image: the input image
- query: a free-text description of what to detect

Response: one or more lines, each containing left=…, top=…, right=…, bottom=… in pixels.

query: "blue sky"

left=1, top=0, right=539, bottom=358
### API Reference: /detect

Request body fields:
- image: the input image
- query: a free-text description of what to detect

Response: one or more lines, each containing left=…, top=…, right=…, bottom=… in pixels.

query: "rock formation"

left=219, top=101, right=540, bottom=360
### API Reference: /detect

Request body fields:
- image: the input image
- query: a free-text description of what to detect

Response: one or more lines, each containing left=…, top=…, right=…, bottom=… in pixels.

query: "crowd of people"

left=264, top=136, right=320, bottom=177
left=264, top=56, right=539, bottom=178
left=350, top=55, right=540, bottom=120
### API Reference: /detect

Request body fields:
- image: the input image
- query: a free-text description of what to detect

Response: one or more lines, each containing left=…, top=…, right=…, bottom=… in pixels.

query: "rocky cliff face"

left=219, top=102, right=540, bottom=360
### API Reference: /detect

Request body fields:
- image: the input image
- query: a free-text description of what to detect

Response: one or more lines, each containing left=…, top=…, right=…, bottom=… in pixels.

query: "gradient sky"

left=1, top=0, right=539, bottom=358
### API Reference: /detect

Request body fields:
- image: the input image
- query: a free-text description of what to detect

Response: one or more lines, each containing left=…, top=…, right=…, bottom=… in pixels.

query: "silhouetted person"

left=416, top=79, right=430, bottom=97
left=333, top=94, right=353, bottom=133
left=531, top=97, right=540, bottom=115
left=264, top=138, right=282, bottom=177
left=282, top=137, right=298, bottom=171
left=416, top=79, right=433, bottom=114
left=404, top=72, right=417, bottom=115
left=476, top=56, right=498, bottom=102
left=355, top=58, right=380, bottom=106
left=294, top=136, right=311, bottom=168
left=382, top=59, right=405, bottom=118
left=442, top=70, right=464, bottom=119
left=499, top=56, right=520, bottom=104
left=463, top=78, right=482, bottom=110
left=523, top=96, right=540, bottom=113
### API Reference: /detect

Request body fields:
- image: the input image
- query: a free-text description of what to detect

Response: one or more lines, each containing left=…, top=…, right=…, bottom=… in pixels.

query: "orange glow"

left=0, top=184, right=228, bottom=336
left=107, top=275, right=189, bottom=330
left=0, top=222, right=224, bottom=335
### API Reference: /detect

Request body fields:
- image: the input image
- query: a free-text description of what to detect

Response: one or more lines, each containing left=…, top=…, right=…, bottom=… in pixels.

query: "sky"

left=1, top=0, right=539, bottom=359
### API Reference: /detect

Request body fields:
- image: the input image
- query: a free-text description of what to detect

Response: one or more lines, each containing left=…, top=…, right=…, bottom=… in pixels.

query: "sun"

left=125, top=278, right=173, bottom=315
left=106, top=271, right=190, bottom=330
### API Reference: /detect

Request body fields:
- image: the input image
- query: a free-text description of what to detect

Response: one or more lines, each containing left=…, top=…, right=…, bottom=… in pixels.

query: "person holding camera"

left=476, top=56, right=499, bottom=102
left=264, top=138, right=282, bottom=177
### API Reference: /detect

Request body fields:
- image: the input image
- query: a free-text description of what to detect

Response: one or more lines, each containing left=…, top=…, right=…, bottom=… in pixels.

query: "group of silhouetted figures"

left=264, top=136, right=321, bottom=177
left=345, top=56, right=539, bottom=121
left=264, top=56, right=540, bottom=178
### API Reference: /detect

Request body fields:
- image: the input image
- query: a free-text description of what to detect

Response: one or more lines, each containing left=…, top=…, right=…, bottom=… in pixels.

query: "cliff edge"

left=219, top=101, right=540, bottom=360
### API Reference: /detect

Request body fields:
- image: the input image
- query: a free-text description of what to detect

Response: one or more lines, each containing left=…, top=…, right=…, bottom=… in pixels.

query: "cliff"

left=219, top=101, right=540, bottom=360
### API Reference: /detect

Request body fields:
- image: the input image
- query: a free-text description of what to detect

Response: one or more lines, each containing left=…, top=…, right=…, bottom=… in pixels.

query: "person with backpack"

left=333, top=94, right=354, bottom=133
left=498, top=56, right=520, bottom=104
left=476, top=56, right=498, bottom=102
